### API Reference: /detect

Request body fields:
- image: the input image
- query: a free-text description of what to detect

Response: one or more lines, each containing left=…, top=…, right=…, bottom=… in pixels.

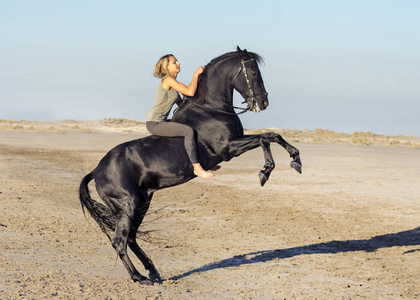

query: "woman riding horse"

left=146, top=54, right=214, bottom=180
left=79, top=47, right=302, bottom=285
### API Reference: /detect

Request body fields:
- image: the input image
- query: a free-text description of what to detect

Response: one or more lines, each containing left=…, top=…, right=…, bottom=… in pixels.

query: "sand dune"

left=1, top=118, right=419, bottom=147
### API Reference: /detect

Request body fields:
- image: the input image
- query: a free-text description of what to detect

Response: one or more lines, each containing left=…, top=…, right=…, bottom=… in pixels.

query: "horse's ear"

left=237, top=46, right=250, bottom=60
left=237, top=46, right=244, bottom=58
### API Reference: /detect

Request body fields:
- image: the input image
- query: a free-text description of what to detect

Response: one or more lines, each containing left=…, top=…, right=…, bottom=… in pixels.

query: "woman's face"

left=167, top=56, right=181, bottom=76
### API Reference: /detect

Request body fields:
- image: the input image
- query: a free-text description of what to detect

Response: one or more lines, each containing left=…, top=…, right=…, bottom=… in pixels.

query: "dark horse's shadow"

left=170, top=227, right=420, bottom=281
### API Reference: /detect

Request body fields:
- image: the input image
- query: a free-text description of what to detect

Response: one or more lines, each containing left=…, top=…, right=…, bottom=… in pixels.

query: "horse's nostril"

left=263, top=100, right=268, bottom=107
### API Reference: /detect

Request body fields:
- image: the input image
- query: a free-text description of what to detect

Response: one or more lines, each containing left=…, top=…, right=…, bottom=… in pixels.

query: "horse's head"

left=188, top=47, right=269, bottom=114
left=233, top=47, right=269, bottom=112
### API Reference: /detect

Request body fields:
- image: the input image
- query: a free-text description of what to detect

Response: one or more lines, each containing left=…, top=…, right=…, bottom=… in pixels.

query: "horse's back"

left=93, top=135, right=193, bottom=191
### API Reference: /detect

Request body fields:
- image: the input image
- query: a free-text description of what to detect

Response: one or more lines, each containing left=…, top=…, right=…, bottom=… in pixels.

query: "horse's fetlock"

left=290, top=151, right=299, bottom=160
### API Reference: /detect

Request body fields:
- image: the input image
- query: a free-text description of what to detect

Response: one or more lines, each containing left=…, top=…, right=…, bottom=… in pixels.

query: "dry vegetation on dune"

left=0, top=119, right=146, bottom=134
left=0, top=119, right=92, bottom=133
left=245, top=127, right=420, bottom=148
left=1, top=119, right=419, bottom=147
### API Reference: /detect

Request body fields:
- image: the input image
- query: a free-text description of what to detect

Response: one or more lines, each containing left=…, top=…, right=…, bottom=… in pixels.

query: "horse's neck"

left=204, top=60, right=237, bottom=105
left=173, top=58, right=239, bottom=118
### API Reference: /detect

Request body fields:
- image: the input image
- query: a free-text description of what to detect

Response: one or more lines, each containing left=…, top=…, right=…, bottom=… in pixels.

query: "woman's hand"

left=194, top=66, right=205, bottom=76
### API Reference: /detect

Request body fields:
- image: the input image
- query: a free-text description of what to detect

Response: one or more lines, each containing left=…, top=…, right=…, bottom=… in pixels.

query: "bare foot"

left=194, top=169, right=215, bottom=179
left=210, top=165, right=221, bottom=171
left=193, top=163, right=215, bottom=179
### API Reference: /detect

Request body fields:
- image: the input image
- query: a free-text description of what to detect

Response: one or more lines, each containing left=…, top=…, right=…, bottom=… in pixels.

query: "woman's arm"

left=162, top=66, right=205, bottom=96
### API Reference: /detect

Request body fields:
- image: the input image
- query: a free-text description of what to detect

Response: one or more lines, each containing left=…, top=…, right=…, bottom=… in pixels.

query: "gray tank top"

left=146, top=76, right=180, bottom=122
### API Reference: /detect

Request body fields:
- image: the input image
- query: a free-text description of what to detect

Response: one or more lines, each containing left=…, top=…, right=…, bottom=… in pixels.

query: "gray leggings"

left=146, top=121, right=198, bottom=164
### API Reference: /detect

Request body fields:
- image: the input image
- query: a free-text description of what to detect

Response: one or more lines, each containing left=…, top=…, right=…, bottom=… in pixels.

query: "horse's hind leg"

left=128, top=191, right=162, bottom=283
left=129, top=239, right=162, bottom=283
left=111, top=197, right=153, bottom=285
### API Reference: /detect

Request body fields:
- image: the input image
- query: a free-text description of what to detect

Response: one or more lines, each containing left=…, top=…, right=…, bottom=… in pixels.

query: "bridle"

left=232, top=58, right=259, bottom=114
left=178, top=57, right=263, bottom=116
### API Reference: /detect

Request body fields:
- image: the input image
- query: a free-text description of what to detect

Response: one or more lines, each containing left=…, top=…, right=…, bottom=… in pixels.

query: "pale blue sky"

left=1, top=0, right=419, bottom=136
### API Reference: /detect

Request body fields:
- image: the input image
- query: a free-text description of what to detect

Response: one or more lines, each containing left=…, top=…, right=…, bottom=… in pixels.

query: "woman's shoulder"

left=161, top=76, right=177, bottom=90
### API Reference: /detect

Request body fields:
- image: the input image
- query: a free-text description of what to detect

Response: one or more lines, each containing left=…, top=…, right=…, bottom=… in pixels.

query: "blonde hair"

left=153, top=54, right=174, bottom=78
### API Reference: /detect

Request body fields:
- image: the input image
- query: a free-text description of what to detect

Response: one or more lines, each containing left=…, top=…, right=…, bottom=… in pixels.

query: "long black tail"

left=79, top=172, right=116, bottom=241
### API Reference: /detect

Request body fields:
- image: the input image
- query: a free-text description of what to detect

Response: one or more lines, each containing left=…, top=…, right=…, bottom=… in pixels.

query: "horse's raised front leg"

left=226, top=133, right=302, bottom=186
left=226, top=135, right=274, bottom=186
left=262, top=132, right=302, bottom=174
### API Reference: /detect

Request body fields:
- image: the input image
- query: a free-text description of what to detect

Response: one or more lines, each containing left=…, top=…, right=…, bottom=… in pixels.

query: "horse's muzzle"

left=253, top=94, right=268, bottom=112
left=262, top=99, right=269, bottom=108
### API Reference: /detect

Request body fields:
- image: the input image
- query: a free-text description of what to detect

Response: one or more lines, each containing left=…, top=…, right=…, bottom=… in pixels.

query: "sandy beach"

left=0, top=120, right=419, bottom=299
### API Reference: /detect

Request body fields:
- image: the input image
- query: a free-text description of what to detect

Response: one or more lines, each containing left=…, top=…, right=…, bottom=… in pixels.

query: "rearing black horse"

left=79, top=47, right=302, bottom=285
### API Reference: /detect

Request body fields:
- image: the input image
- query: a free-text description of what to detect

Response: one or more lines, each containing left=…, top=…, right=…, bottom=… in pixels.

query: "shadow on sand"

left=170, top=227, right=420, bottom=281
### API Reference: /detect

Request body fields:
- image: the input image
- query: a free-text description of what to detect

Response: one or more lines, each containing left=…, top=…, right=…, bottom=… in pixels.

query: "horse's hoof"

left=149, top=272, right=163, bottom=284
left=133, top=274, right=153, bottom=285
left=290, top=162, right=302, bottom=174
left=259, top=171, right=268, bottom=187
left=138, top=279, right=154, bottom=285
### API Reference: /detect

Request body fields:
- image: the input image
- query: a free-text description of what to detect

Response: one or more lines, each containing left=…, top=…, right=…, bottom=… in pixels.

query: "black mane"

left=192, top=50, right=264, bottom=103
